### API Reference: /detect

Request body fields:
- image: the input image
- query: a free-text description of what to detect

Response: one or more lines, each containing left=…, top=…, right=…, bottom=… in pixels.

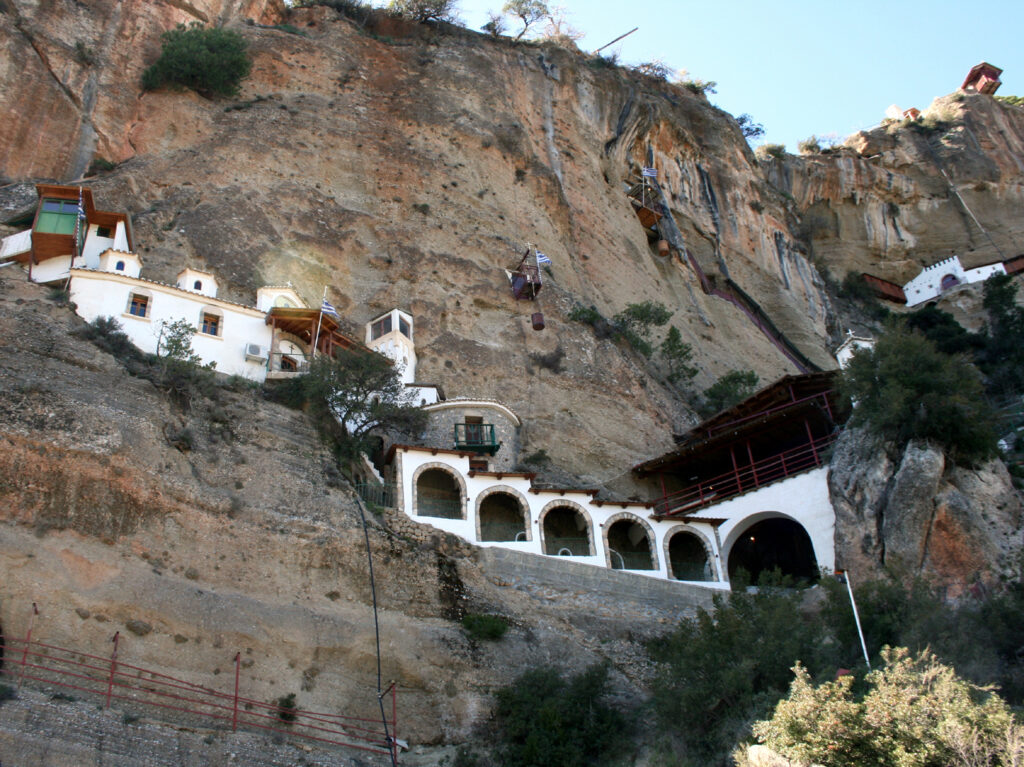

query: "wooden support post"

left=106, top=631, right=119, bottom=709
left=232, top=652, right=241, bottom=732
left=805, top=419, right=819, bottom=465
left=18, top=602, right=38, bottom=690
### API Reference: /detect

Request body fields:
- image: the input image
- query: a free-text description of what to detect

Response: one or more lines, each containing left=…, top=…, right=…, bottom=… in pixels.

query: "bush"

left=682, top=78, right=716, bottom=96
left=702, top=369, right=758, bottom=415
left=494, top=664, right=627, bottom=767
left=275, top=692, right=298, bottom=723
left=461, top=613, right=508, bottom=640
left=839, top=271, right=877, bottom=302
left=797, top=135, right=821, bottom=154
left=841, top=325, right=997, bottom=464
left=660, top=326, right=697, bottom=385
left=749, top=647, right=1023, bottom=767
left=142, top=23, right=251, bottom=98
left=755, top=143, right=786, bottom=160
left=735, top=113, right=764, bottom=140
left=386, top=0, right=455, bottom=22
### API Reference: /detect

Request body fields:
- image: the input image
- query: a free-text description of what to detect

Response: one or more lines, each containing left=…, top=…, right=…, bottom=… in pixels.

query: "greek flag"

left=536, top=251, right=552, bottom=265
left=642, top=166, right=658, bottom=178
left=320, top=298, right=340, bottom=318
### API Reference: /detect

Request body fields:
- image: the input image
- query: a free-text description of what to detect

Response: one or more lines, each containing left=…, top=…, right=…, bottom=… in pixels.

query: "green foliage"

left=659, top=326, right=697, bottom=385
left=494, top=664, right=627, bottom=767
left=633, top=60, right=673, bottom=81
left=611, top=300, right=672, bottom=357
left=386, top=0, right=455, bottom=22
left=461, top=613, right=508, bottom=640
left=976, top=273, right=1024, bottom=396
left=755, top=143, right=786, bottom=160
left=142, top=23, right=251, bottom=98
left=502, top=0, right=547, bottom=40
left=649, top=586, right=837, bottom=765
left=798, top=135, right=822, bottom=154
left=749, top=647, right=1023, bottom=767
left=702, top=369, right=758, bottom=414
left=275, top=692, right=298, bottom=723
left=841, top=325, right=997, bottom=463
left=996, top=94, right=1024, bottom=107
left=839, top=271, right=877, bottom=302
left=76, top=316, right=145, bottom=364
left=735, top=113, right=764, bottom=140
left=682, top=78, right=716, bottom=96
left=481, top=11, right=506, bottom=36
left=301, top=348, right=428, bottom=460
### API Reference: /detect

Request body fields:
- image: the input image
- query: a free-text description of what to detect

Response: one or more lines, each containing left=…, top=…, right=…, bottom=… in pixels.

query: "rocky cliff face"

left=829, top=427, right=1023, bottom=593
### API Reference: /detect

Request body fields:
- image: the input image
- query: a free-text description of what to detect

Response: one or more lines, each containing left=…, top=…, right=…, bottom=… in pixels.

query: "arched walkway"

left=540, top=503, right=593, bottom=556
left=604, top=515, right=656, bottom=570
left=477, top=489, right=530, bottom=542
left=667, top=529, right=715, bottom=581
left=727, top=516, right=819, bottom=584
left=414, top=467, right=464, bottom=519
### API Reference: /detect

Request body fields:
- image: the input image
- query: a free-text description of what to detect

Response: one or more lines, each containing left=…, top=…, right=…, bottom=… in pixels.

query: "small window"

left=96, top=226, right=112, bottom=238
left=128, top=294, right=148, bottom=318
left=115, top=260, right=125, bottom=271
left=36, top=198, right=80, bottom=235
left=399, top=316, right=410, bottom=338
left=370, top=315, right=392, bottom=340
left=194, top=280, right=203, bottom=291
left=469, top=458, right=488, bottom=472
left=200, top=312, right=220, bottom=336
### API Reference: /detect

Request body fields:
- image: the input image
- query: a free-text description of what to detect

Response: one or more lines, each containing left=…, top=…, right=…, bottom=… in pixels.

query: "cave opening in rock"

left=728, top=517, right=818, bottom=584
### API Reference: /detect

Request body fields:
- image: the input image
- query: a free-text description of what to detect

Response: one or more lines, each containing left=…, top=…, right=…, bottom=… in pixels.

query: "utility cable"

left=354, top=495, right=399, bottom=767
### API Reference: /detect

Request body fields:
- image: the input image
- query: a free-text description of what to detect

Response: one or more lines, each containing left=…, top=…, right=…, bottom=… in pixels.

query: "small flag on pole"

left=536, top=251, right=552, bottom=265
left=642, top=167, right=658, bottom=178
left=320, top=298, right=340, bottom=318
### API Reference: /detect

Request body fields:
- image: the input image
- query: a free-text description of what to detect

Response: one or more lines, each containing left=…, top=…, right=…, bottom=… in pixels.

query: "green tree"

left=494, top=664, right=627, bottom=767
left=660, top=325, right=697, bottom=385
left=735, top=113, right=765, bottom=140
left=301, top=348, right=427, bottom=460
left=841, top=325, right=997, bottom=463
left=502, top=0, right=547, bottom=40
left=387, top=0, right=455, bottom=22
left=702, top=369, right=758, bottom=414
left=612, top=300, right=672, bottom=357
left=750, top=647, right=1023, bottom=767
left=142, top=23, right=251, bottom=98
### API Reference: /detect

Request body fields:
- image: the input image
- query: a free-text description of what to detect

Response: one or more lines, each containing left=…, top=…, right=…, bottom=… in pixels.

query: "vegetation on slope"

left=142, top=23, right=251, bottom=98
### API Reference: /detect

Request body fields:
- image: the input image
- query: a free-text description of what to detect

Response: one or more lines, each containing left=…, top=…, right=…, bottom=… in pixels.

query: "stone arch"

left=723, top=512, right=819, bottom=584
left=475, top=485, right=531, bottom=542
left=411, top=462, right=467, bottom=520
left=940, top=274, right=961, bottom=291
left=601, top=512, right=658, bottom=570
left=663, top=525, right=717, bottom=581
left=538, top=499, right=594, bottom=556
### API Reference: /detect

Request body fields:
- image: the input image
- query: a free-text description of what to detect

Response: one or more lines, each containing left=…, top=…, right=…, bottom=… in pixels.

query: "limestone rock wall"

left=828, top=427, right=1023, bottom=594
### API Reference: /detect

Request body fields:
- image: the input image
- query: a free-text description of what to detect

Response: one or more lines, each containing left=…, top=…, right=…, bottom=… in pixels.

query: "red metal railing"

left=1, top=632, right=398, bottom=761
left=699, top=390, right=835, bottom=440
left=653, top=434, right=836, bottom=517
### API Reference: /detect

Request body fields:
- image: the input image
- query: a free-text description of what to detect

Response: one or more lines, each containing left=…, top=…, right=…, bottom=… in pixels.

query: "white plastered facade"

left=903, top=255, right=1006, bottom=307
left=391, top=446, right=836, bottom=590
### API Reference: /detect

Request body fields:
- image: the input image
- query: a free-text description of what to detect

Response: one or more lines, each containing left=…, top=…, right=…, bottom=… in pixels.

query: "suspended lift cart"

left=505, top=246, right=546, bottom=330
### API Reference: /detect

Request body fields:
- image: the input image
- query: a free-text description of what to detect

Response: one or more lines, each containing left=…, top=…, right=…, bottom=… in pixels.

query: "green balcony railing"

left=417, top=489, right=462, bottom=519
left=453, top=423, right=499, bottom=455
left=353, top=482, right=396, bottom=510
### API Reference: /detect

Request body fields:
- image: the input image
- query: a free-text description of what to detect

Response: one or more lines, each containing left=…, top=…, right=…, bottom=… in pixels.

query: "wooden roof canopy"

left=265, top=307, right=364, bottom=354
left=961, top=62, right=1003, bottom=94
left=633, top=371, right=844, bottom=477
left=34, top=184, right=134, bottom=247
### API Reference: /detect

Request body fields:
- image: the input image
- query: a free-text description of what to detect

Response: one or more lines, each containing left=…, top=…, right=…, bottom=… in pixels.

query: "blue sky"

left=427, top=0, right=1024, bottom=151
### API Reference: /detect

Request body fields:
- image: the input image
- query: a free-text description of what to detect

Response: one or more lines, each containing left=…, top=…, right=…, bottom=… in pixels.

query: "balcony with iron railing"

left=543, top=536, right=591, bottom=556
left=416, top=488, right=462, bottom=519
left=653, top=433, right=837, bottom=518
left=453, top=423, right=499, bottom=455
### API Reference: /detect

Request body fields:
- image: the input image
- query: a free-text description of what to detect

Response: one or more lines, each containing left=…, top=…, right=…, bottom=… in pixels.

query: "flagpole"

left=312, top=286, right=326, bottom=361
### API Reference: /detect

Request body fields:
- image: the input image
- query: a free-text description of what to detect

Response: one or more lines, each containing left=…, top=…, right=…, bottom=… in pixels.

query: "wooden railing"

left=653, top=434, right=836, bottom=518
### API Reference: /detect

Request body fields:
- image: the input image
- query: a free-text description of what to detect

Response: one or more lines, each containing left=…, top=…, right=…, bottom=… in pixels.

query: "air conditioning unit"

left=245, top=343, right=266, bottom=361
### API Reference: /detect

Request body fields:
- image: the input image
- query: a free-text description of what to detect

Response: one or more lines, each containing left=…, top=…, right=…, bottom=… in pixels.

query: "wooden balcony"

left=652, top=433, right=837, bottom=518
left=453, top=423, right=499, bottom=455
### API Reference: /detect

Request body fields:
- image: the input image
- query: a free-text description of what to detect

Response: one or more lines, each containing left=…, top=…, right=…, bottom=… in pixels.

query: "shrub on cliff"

left=841, top=325, right=996, bottom=464
left=142, top=23, right=251, bottom=98
left=386, top=0, right=456, bottom=22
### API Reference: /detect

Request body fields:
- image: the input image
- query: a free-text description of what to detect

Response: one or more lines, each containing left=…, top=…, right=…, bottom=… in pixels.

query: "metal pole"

left=232, top=652, right=241, bottom=732
left=106, top=631, right=119, bottom=708
left=592, top=26, right=638, bottom=54
left=839, top=570, right=871, bottom=670
left=18, top=603, right=38, bottom=690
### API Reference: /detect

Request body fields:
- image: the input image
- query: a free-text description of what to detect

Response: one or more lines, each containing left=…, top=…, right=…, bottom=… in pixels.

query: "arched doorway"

left=479, top=492, right=528, bottom=541
left=541, top=506, right=591, bottom=556
left=415, top=468, right=463, bottom=519
left=668, top=531, right=714, bottom=581
left=606, top=518, right=655, bottom=570
left=940, top=274, right=961, bottom=291
left=727, top=517, right=818, bottom=583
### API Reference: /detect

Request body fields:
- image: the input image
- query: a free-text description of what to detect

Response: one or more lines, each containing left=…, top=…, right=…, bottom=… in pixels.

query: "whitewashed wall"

left=904, top=256, right=1006, bottom=307
left=70, top=269, right=272, bottom=380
